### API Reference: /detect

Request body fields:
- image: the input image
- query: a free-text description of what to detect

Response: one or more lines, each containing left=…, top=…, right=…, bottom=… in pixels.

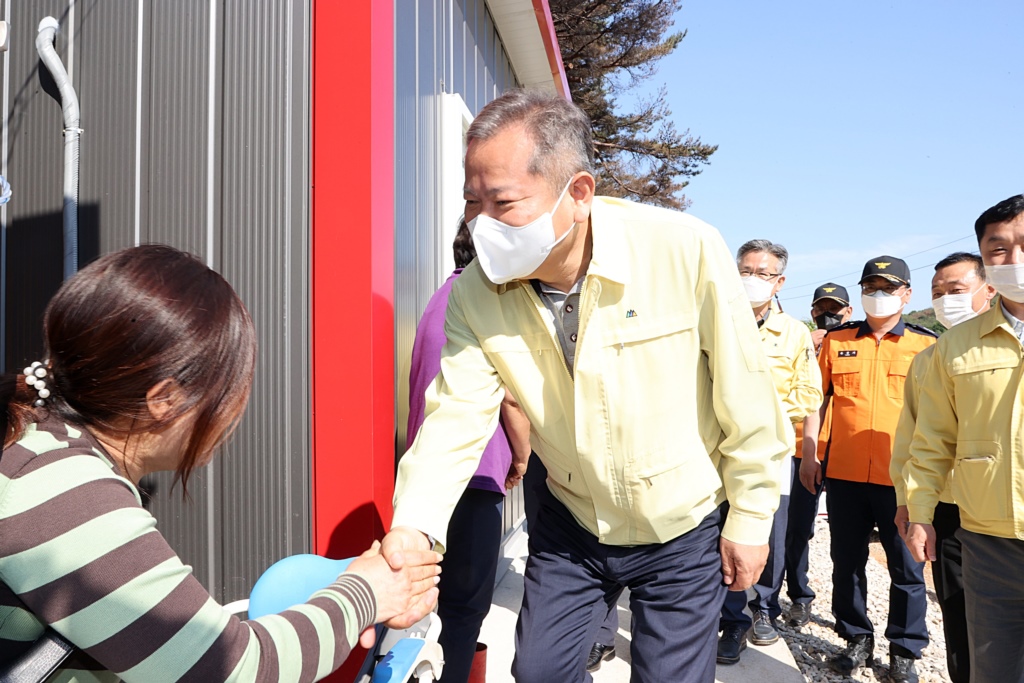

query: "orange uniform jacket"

left=818, top=319, right=937, bottom=485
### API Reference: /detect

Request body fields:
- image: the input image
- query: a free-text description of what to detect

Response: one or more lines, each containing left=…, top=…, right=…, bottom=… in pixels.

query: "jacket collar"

left=761, top=302, right=785, bottom=334
left=493, top=197, right=631, bottom=294
left=980, top=297, right=1017, bottom=339
left=584, top=197, right=631, bottom=285
left=854, top=318, right=906, bottom=338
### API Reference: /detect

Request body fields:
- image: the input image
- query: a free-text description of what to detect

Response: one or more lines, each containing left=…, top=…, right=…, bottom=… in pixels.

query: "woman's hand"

left=505, top=457, right=529, bottom=489
left=346, top=539, right=442, bottom=647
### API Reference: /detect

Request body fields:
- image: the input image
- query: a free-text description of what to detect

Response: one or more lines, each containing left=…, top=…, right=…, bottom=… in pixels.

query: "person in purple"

left=406, top=220, right=532, bottom=683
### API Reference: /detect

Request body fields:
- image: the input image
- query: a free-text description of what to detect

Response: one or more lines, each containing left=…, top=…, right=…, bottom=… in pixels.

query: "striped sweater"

left=0, top=418, right=376, bottom=682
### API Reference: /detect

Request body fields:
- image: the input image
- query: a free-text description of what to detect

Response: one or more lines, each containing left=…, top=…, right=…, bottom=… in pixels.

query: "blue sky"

left=645, top=1, right=1023, bottom=317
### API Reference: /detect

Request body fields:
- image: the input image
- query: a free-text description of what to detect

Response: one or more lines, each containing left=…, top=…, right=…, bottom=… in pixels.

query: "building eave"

left=486, top=0, right=570, bottom=100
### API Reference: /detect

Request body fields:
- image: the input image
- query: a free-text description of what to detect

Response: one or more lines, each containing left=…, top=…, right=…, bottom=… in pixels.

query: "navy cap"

left=859, top=255, right=911, bottom=286
left=812, top=283, right=850, bottom=306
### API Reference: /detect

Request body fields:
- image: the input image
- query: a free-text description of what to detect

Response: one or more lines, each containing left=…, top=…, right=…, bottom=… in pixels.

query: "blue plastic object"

left=248, top=554, right=354, bottom=619
left=372, top=639, right=427, bottom=683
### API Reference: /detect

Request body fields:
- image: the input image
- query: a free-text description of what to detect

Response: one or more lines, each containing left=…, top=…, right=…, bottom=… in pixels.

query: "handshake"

left=349, top=527, right=443, bottom=648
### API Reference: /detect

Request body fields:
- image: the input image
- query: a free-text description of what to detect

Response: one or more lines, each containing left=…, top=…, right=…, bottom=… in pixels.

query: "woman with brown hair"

left=0, top=245, right=440, bottom=682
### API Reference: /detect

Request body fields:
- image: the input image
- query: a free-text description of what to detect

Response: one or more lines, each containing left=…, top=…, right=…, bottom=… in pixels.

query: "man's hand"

left=380, top=526, right=432, bottom=567
left=347, top=540, right=442, bottom=648
left=368, top=527, right=440, bottom=640
left=810, top=328, right=826, bottom=353
left=905, top=522, right=936, bottom=563
left=894, top=505, right=910, bottom=541
left=799, top=455, right=822, bottom=494
left=720, top=538, right=769, bottom=591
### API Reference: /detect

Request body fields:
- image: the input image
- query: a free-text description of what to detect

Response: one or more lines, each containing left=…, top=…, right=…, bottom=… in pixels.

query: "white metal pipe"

left=35, top=16, right=81, bottom=279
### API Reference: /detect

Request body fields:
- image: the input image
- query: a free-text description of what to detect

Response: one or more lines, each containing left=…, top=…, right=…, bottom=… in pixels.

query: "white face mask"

left=932, top=286, right=983, bottom=328
left=742, top=276, right=776, bottom=306
left=861, top=290, right=905, bottom=318
left=985, top=263, right=1024, bottom=303
left=468, top=180, right=575, bottom=284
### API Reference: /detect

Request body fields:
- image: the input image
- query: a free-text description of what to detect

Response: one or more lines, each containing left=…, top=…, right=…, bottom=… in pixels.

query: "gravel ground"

left=777, top=517, right=952, bottom=682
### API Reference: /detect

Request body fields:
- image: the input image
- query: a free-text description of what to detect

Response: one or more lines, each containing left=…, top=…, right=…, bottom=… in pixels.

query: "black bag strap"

left=0, top=628, right=75, bottom=683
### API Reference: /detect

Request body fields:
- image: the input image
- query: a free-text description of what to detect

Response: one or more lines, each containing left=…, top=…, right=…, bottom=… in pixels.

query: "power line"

left=779, top=258, right=959, bottom=303
left=903, top=234, right=976, bottom=259
left=777, top=234, right=975, bottom=299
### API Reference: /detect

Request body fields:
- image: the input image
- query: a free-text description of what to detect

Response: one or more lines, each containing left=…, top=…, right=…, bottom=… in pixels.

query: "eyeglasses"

left=739, top=270, right=781, bottom=282
left=861, top=282, right=905, bottom=295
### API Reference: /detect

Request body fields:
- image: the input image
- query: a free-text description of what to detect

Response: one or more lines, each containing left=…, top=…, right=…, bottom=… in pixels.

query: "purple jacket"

left=405, top=269, right=512, bottom=495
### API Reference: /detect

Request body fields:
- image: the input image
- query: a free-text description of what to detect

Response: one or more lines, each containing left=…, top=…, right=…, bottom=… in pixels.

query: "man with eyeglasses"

left=717, top=240, right=823, bottom=665
left=817, top=256, right=935, bottom=683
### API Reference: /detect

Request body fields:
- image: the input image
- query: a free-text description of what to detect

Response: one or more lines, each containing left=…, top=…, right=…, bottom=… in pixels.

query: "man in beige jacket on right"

left=904, top=194, right=1024, bottom=683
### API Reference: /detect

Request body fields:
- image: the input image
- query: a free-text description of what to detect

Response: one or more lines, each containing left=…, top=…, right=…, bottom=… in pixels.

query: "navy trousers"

left=826, top=478, right=928, bottom=657
left=436, top=487, right=504, bottom=683
left=522, top=457, right=619, bottom=648
left=513, top=481, right=725, bottom=683
left=932, top=502, right=969, bottom=683
left=784, top=457, right=825, bottom=605
left=721, top=493, right=789, bottom=628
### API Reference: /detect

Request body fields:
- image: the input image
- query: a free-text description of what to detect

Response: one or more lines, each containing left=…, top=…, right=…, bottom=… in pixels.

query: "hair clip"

left=23, top=360, right=51, bottom=407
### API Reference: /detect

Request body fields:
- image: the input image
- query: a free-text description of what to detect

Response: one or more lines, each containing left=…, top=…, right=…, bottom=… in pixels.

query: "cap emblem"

left=875, top=262, right=891, bottom=269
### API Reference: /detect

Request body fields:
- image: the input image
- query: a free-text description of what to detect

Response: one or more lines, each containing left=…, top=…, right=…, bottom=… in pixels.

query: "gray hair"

left=737, top=239, right=790, bottom=274
left=465, top=89, right=596, bottom=191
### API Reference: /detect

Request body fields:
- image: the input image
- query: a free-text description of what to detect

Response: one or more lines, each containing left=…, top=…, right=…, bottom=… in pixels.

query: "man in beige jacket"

left=904, top=195, right=1024, bottom=683
left=381, top=90, right=791, bottom=683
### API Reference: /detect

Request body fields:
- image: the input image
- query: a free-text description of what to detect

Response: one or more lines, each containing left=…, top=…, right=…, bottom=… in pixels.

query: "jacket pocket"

left=636, top=457, right=687, bottom=484
left=952, top=440, right=1008, bottom=523
left=627, top=449, right=722, bottom=540
left=949, top=351, right=1021, bottom=376
left=887, top=359, right=911, bottom=399
left=600, top=311, right=696, bottom=347
left=831, top=357, right=860, bottom=397
left=543, top=458, right=583, bottom=497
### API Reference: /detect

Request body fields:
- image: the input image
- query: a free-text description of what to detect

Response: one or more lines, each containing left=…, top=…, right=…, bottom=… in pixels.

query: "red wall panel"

left=310, top=0, right=395, bottom=598
left=311, top=1, right=395, bottom=677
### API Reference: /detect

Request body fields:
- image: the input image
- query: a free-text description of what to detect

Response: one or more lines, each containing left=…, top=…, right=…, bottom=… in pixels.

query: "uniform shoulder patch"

left=905, top=322, right=939, bottom=338
left=837, top=349, right=858, bottom=357
left=824, top=320, right=860, bottom=336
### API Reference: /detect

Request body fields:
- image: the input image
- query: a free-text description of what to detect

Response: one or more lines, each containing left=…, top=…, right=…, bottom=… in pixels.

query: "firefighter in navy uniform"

left=817, top=256, right=935, bottom=683
left=785, top=283, right=853, bottom=629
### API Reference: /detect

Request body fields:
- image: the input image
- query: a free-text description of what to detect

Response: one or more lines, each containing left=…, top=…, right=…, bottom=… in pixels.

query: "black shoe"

left=585, top=642, right=615, bottom=673
left=829, top=634, right=874, bottom=674
left=888, top=651, right=919, bottom=683
left=787, top=601, right=811, bottom=628
left=717, top=624, right=747, bottom=665
left=750, top=611, right=780, bottom=645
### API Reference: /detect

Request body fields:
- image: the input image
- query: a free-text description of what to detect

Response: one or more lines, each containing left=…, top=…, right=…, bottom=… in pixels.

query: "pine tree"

left=550, top=0, right=716, bottom=210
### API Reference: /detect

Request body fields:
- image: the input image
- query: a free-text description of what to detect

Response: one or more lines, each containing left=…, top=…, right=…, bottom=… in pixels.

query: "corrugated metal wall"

left=394, top=0, right=524, bottom=541
left=0, top=0, right=311, bottom=602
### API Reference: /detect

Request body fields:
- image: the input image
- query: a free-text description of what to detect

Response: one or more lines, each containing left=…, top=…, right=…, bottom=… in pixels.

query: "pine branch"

left=550, top=0, right=713, bottom=210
